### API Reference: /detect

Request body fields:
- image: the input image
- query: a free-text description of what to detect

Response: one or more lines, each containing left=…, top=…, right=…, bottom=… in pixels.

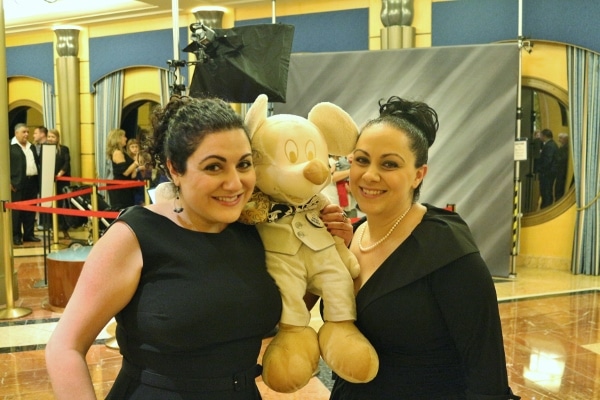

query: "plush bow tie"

left=238, top=192, right=321, bottom=225
left=267, top=196, right=321, bottom=222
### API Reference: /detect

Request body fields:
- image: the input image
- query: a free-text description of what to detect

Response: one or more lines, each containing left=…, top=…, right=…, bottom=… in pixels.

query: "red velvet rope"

left=5, top=176, right=145, bottom=219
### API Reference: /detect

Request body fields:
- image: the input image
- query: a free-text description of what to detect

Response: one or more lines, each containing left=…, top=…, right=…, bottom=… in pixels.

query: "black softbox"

left=187, top=24, right=295, bottom=103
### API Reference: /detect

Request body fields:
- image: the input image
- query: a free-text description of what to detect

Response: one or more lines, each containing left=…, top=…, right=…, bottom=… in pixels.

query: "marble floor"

left=2, top=231, right=600, bottom=399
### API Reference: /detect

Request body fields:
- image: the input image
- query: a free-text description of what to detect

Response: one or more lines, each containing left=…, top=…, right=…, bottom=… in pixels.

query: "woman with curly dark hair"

left=328, top=96, right=519, bottom=400
left=46, top=96, right=353, bottom=399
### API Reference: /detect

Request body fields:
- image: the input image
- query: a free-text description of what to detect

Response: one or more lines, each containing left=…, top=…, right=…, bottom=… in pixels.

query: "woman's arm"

left=127, top=162, right=140, bottom=178
left=45, top=222, right=143, bottom=399
left=331, top=168, right=350, bottom=183
left=56, top=147, right=70, bottom=177
left=321, top=203, right=353, bottom=247
left=112, top=150, right=138, bottom=177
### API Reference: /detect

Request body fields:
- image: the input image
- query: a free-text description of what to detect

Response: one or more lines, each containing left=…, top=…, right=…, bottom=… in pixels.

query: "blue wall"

left=523, top=0, right=600, bottom=53
left=433, top=0, right=600, bottom=54
left=236, top=9, right=369, bottom=53
left=7, top=7, right=368, bottom=91
left=7, top=2, right=599, bottom=88
left=89, top=27, right=187, bottom=87
left=432, top=0, right=518, bottom=46
left=7, top=43, right=54, bottom=85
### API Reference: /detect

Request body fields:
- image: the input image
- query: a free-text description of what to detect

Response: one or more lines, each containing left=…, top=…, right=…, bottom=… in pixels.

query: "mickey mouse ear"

left=245, top=94, right=269, bottom=137
left=308, top=102, right=358, bottom=156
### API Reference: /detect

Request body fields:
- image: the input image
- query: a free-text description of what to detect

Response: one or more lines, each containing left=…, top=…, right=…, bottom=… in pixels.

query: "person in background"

left=327, top=96, right=519, bottom=399
left=530, top=129, right=542, bottom=172
left=324, top=154, right=359, bottom=218
left=338, top=153, right=361, bottom=218
left=47, top=129, right=72, bottom=239
left=125, top=137, right=139, bottom=161
left=32, top=126, right=48, bottom=229
left=10, top=123, right=41, bottom=245
left=45, top=95, right=353, bottom=399
left=126, top=138, right=147, bottom=205
left=554, top=132, right=569, bottom=200
left=32, top=126, right=48, bottom=164
left=106, top=129, right=137, bottom=210
left=136, top=128, right=155, bottom=183
left=535, top=128, right=558, bottom=209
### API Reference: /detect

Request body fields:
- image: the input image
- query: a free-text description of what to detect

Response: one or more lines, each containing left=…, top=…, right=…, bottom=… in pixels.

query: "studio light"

left=184, top=22, right=218, bottom=63
left=185, top=23, right=295, bottom=103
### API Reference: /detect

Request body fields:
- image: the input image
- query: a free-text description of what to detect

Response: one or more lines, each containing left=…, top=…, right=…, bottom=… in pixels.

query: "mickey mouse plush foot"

left=318, top=320, right=379, bottom=383
left=261, top=324, right=320, bottom=393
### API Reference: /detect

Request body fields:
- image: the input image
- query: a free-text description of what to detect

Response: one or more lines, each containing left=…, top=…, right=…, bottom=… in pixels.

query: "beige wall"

left=520, top=42, right=575, bottom=267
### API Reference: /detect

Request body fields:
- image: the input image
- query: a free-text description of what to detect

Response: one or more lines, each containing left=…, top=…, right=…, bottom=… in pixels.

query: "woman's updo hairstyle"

left=361, top=96, right=439, bottom=201
left=378, top=96, right=438, bottom=147
left=362, top=96, right=438, bottom=169
left=148, top=95, right=248, bottom=180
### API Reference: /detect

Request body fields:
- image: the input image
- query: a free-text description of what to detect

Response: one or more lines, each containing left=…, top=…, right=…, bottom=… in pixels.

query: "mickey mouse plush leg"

left=261, top=323, right=320, bottom=393
left=318, top=320, right=379, bottom=383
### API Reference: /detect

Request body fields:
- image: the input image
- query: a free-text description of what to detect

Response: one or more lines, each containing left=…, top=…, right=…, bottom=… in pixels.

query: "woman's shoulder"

left=421, top=203, right=471, bottom=231
left=411, top=203, right=480, bottom=259
left=116, top=205, right=163, bottom=225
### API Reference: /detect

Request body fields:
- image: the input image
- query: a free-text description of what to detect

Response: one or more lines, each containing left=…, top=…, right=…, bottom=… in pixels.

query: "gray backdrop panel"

left=273, top=44, right=519, bottom=277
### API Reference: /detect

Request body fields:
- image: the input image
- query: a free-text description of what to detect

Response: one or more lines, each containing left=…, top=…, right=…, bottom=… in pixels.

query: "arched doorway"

left=7, top=101, right=44, bottom=142
left=121, top=96, right=159, bottom=140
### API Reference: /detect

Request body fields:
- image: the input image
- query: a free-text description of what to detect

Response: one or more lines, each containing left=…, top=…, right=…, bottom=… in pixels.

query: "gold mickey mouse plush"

left=240, top=94, right=379, bottom=393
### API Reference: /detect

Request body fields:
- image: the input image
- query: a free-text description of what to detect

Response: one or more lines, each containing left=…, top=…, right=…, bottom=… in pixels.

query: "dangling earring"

left=173, top=186, right=184, bottom=213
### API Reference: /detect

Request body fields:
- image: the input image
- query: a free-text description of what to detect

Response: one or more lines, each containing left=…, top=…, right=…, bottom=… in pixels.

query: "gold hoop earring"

left=173, top=186, right=184, bottom=213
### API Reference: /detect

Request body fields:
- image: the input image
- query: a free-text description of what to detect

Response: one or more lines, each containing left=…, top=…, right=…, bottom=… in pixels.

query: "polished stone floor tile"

left=2, top=251, right=600, bottom=399
left=500, top=291, right=600, bottom=400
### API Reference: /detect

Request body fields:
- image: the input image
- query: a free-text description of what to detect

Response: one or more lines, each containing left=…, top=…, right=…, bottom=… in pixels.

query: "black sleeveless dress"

left=109, top=152, right=136, bottom=210
left=105, top=206, right=282, bottom=399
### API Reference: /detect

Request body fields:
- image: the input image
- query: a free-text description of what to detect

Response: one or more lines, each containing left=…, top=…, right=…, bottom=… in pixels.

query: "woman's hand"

left=321, top=204, right=353, bottom=247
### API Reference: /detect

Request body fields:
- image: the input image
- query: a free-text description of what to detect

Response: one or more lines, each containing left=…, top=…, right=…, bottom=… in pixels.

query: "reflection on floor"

left=2, top=233, right=600, bottom=399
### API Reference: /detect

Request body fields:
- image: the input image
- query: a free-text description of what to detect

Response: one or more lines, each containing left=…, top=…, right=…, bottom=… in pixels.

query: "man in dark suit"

left=535, top=128, right=559, bottom=209
left=32, top=126, right=48, bottom=228
left=32, top=126, right=48, bottom=164
left=554, top=133, right=569, bottom=200
left=10, top=123, right=41, bottom=245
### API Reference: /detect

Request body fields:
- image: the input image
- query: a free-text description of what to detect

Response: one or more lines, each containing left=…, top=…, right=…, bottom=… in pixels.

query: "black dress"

left=54, top=145, right=71, bottom=231
left=109, top=152, right=136, bottom=210
left=330, top=205, right=519, bottom=400
left=106, top=206, right=282, bottom=400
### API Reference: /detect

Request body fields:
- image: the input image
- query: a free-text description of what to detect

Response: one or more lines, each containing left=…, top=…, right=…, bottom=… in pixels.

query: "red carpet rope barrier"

left=4, top=176, right=145, bottom=219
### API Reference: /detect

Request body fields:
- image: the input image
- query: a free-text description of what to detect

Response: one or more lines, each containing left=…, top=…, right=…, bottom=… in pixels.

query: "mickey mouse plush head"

left=240, top=94, right=379, bottom=393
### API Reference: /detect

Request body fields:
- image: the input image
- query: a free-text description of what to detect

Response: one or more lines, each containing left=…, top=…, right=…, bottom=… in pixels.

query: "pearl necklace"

left=358, top=204, right=413, bottom=252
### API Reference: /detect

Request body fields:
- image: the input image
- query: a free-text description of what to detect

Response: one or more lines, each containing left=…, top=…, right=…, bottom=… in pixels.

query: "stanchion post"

left=0, top=200, right=32, bottom=319
left=144, top=180, right=150, bottom=205
left=52, top=199, right=60, bottom=245
left=91, top=185, right=100, bottom=244
left=49, top=182, right=66, bottom=252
